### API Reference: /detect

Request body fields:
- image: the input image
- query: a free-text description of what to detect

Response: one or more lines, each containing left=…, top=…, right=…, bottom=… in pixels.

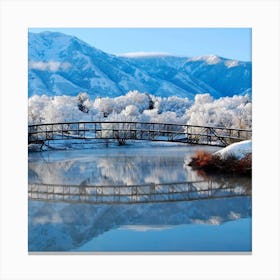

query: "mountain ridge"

left=28, top=31, right=252, bottom=99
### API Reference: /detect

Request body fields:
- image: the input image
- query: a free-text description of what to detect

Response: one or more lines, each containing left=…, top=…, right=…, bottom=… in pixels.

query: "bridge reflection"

left=28, top=179, right=251, bottom=205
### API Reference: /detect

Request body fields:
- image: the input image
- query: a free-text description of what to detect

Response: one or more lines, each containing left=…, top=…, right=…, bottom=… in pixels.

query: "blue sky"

left=29, top=28, right=251, bottom=61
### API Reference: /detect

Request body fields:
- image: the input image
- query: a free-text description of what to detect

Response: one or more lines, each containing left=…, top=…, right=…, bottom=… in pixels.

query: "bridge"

left=28, top=179, right=251, bottom=205
left=28, top=121, right=251, bottom=147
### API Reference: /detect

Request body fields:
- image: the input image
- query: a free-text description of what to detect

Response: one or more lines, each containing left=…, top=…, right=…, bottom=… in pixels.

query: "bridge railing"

left=28, top=121, right=252, bottom=147
left=28, top=179, right=251, bottom=205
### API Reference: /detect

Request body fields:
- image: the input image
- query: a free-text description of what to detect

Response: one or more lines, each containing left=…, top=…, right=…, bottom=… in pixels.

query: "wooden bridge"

left=28, top=121, right=252, bottom=147
left=28, top=179, right=251, bottom=205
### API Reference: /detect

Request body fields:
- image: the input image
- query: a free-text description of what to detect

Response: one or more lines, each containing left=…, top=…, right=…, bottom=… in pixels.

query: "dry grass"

left=189, top=151, right=252, bottom=176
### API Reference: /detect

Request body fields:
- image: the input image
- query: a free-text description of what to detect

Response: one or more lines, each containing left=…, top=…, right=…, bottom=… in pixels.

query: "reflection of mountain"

left=28, top=197, right=251, bottom=251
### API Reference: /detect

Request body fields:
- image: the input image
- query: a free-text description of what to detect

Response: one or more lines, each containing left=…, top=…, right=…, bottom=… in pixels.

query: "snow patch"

left=214, top=140, right=252, bottom=159
left=189, top=55, right=222, bottom=65
left=229, top=211, right=241, bottom=220
left=120, top=225, right=173, bottom=232
left=119, top=52, right=170, bottom=58
left=225, top=60, right=239, bottom=68
left=29, top=61, right=72, bottom=72
left=191, top=216, right=223, bottom=225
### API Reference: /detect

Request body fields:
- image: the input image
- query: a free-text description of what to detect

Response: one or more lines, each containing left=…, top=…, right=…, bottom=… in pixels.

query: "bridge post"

left=206, top=127, right=211, bottom=145
left=169, top=185, right=174, bottom=201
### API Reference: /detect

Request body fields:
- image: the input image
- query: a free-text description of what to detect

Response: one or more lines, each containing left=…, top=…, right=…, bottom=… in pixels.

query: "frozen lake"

left=28, top=144, right=252, bottom=252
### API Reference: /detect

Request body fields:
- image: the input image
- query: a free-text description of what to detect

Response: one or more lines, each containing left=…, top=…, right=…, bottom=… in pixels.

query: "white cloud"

left=118, top=52, right=170, bottom=58
left=29, top=61, right=71, bottom=72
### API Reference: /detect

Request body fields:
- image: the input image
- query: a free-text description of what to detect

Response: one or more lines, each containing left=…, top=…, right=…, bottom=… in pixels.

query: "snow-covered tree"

left=28, top=91, right=252, bottom=130
left=185, top=93, right=252, bottom=129
left=93, top=96, right=117, bottom=117
left=77, top=92, right=90, bottom=113
left=114, top=90, right=150, bottom=113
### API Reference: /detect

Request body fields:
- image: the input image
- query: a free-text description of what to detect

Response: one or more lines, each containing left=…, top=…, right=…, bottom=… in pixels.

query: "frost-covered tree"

left=154, top=96, right=191, bottom=117
left=28, top=91, right=252, bottom=129
left=185, top=93, right=252, bottom=129
left=93, top=97, right=117, bottom=117
left=77, top=92, right=90, bottom=113
left=28, top=94, right=93, bottom=123
left=114, top=90, right=150, bottom=113
left=28, top=94, right=50, bottom=124
left=121, top=105, right=140, bottom=117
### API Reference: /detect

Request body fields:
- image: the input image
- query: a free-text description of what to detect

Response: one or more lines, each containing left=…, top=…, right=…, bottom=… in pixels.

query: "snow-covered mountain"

left=28, top=32, right=252, bottom=99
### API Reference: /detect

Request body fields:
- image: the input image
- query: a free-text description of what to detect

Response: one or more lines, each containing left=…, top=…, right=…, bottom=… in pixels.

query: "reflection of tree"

left=205, top=175, right=252, bottom=196
left=29, top=151, right=190, bottom=186
left=95, top=155, right=187, bottom=186
left=29, top=148, right=251, bottom=193
left=212, top=176, right=252, bottom=195
left=28, top=157, right=79, bottom=184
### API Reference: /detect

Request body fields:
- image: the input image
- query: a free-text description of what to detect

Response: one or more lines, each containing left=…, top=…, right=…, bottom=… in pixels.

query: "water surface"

left=28, top=144, right=252, bottom=252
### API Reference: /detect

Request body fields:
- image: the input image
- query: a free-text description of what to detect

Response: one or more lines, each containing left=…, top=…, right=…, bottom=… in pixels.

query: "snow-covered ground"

left=214, top=140, right=252, bottom=159
left=28, top=139, right=186, bottom=151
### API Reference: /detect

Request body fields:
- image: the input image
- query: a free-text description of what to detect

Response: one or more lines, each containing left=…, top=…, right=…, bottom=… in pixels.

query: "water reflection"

left=28, top=146, right=252, bottom=252
left=28, top=146, right=219, bottom=186
left=29, top=197, right=251, bottom=252
left=28, top=178, right=251, bottom=205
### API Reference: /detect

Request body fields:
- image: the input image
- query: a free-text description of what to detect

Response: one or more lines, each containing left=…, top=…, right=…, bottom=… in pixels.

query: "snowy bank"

left=214, top=140, right=252, bottom=160
left=188, top=140, right=252, bottom=176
